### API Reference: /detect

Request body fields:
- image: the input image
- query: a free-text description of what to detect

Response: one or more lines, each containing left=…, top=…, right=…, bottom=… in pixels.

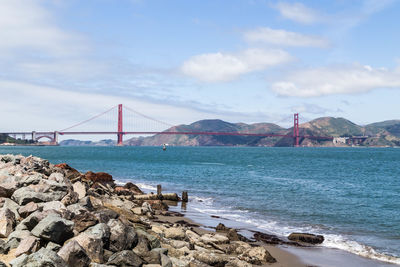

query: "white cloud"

left=244, top=27, right=329, bottom=48
left=273, top=2, right=319, bottom=24
left=0, top=0, right=102, bottom=80
left=0, top=0, right=85, bottom=56
left=181, top=48, right=292, bottom=82
left=272, top=64, right=400, bottom=97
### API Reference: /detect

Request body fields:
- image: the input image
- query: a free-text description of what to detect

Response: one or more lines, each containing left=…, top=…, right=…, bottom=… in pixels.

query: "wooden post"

left=157, top=184, right=163, bottom=200
left=182, top=191, right=188, bottom=202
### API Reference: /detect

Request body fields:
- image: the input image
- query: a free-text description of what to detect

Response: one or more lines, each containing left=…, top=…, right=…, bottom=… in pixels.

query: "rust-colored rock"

left=84, top=171, right=114, bottom=185
left=54, top=163, right=81, bottom=180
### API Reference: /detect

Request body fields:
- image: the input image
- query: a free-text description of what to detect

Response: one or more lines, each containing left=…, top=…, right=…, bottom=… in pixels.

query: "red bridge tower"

left=293, top=113, right=299, bottom=147
left=117, top=104, right=123, bottom=146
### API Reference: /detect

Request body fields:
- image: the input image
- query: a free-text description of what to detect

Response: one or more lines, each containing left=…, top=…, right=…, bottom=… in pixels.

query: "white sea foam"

left=114, top=180, right=126, bottom=186
left=136, top=183, right=157, bottom=191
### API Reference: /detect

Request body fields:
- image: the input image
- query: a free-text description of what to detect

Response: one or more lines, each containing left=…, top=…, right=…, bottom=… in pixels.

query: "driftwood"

left=134, top=193, right=179, bottom=201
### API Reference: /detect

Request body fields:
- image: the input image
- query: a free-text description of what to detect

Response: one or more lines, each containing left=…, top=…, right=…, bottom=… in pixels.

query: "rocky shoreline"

left=0, top=154, right=324, bottom=267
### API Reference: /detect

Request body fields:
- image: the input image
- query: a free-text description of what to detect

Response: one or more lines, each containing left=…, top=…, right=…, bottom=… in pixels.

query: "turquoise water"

left=1, top=146, right=399, bottom=264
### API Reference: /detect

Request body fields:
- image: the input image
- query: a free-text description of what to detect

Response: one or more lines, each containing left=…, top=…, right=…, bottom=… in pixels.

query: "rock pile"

left=0, top=154, right=285, bottom=266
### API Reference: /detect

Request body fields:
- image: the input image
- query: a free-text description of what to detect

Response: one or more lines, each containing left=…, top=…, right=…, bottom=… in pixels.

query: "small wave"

left=191, top=196, right=214, bottom=205
left=136, top=183, right=157, bottom=191
left=323, top=234, right=400, bottom=265
left=114, top=180, right=126, bottom=186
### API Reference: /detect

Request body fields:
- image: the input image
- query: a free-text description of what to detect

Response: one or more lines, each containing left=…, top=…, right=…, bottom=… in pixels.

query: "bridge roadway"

left=1, top=131, right=334, bottom=140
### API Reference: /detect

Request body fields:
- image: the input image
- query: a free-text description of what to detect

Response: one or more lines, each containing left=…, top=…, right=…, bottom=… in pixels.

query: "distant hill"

left=53, top=117, right=400, bottom=147
left=125, top=119, right=286, bottom=147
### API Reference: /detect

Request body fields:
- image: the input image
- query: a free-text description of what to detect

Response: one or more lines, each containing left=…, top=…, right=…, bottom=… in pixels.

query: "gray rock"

left=39, top=201, right=66, bottom=212
left=48, top=173, right=65, bottom=184
left=94, top=208, right=119, bottom=223
left=161, top=254, right=172, bottom=267
left=141, top=202, right=154, bottom=215
left=107, top=250, right=143, bottom=267
left=107, top=219, right=138, bottom=252
left=58, top=240, right=91, bottom=267
left=73, top=232, right=105, bottom=263
left=85, top=223, right=111, bottom=248
left=12, top=179, right=68, bottom=205
left=0, top=207, right=16, bottom=237
left=193, top=251, right=228, bottom=266
left=136, top=229, right=161, bottom=250
left=164, top=227, right=186, bottom=240
left=6, top=230, right=32, bottom=249
left=18, top=202, right=39, bottom=218
left=10, top=247, right=67, bottom=267
left=17, top=210, right=59, bottom=231
left=79, top=196, right=94, bottom=210
left=141, top=250, right=161, bottom=264
left=71, top=209, right=98, bottom=233
left=2, top=198, right=20, bottom=220
left=0, top=239, right=10, bottom=254
left=89, top=264, right=114, bottom=267
left=288, top=232, right=324, bottom=244
left=61, top=191, right=79, bottom=206
left=14, top=236, right=40, bottom=257
left=31, top=213, right=74, bottom=244
left=73, top=181, right=87, bottom=199
left=133, top=234, right=150, bottom=256
left=239, top=246, right=276, bottom=264
left=67, top=203, right=88, bottom=216
left=0, top=178, right=17, bottom=198
left=46, top=242, right=62, bottom=252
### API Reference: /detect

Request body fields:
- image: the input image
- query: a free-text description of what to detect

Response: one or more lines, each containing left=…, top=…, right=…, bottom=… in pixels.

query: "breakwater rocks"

left=0, top=154, right=322, bottom=267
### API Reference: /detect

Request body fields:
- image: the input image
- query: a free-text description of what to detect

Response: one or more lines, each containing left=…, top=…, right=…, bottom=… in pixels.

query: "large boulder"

left=74, top=232, right=104, bottom=263
left=288, top=233, right=324, bottom=244
left=0, top=207, right=16, bottom=238
left=6, top=230, right=32, bottom=249
left=2, top=198, right=20, bottom=220
left=85, top=223, right=111, bottom=245
left=10, top=247, right=67, bottom=267
left=107, top=250, right=143, bottom=267
left=11, top=179, right=68, bottom=205
left=18, top=202, right=39, bottom=218
left=239, top=246, right=276, bottom=264
left=84, top=171, right=114, bottom=185
left=0, top=176, right=17, bottom=197
left=31, top=213, right=74, bottom=244
left=193, top=251, right=229, bottom=266
left=164, top=227, right=186, bottom=240
left=61, top=190, right=79, bottom=206
left=17, top=210, right=59, bottom=231
left=58, top=240, right=91, bottom=267
left=14, top=236, right=40, bottom=257
left=54, top=163, right=81, bottom=180
left=107, top=219, right=138, bottom=252
left=200, top=233, right=229, bottom=245
left=71, top=209, right=99, bottom=233
left=73, top=181, right=87, bottom=199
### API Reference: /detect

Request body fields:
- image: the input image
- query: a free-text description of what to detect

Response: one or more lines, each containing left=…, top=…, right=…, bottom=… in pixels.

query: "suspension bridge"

left=1, top=104, right=336, bottom=147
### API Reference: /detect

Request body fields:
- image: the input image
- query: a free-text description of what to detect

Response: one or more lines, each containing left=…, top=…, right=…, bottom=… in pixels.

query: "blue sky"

left=1, top=0, right=400, bottom=136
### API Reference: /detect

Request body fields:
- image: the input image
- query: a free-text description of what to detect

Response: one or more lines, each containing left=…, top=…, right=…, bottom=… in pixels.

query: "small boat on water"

left=162, top=144, right=167, bottom=151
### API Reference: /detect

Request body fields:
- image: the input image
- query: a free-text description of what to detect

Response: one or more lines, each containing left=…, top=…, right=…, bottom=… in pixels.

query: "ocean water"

left=1, top=146, right=399, bottom=264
